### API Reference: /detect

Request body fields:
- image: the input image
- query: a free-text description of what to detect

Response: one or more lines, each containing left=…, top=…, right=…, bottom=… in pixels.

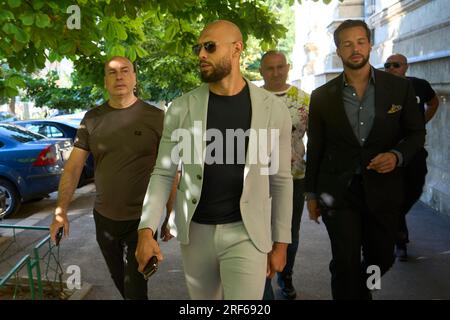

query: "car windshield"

left=0, top=123, right=46, bottom=143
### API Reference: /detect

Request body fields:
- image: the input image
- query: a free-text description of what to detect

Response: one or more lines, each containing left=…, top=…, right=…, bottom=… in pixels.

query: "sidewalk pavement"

left=8, top=191, right=450, bottom=300
left=61, top=199, right=450, bottom=299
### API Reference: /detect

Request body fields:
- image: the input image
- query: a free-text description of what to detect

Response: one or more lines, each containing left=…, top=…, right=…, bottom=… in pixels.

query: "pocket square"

left=387, top=104, right=402, bottom=114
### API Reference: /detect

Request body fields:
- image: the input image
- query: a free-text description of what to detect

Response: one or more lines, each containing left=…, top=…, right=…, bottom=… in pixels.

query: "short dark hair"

left=333, top=19, right=371, bottom=48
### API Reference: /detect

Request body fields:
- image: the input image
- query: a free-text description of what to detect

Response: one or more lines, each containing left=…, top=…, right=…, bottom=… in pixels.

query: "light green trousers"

left=180, top=221, right=267, bottom=300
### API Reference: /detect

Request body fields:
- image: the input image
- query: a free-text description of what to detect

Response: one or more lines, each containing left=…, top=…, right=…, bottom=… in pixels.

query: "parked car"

left=0, top=123, right=73, bottom=218
left=0, top=111, right=19, bottom=122
left=0, top=190, right=6, bottom=219
left=51, top=110, right=87, bottom=122
left=14, top=119, right=94, bottom=185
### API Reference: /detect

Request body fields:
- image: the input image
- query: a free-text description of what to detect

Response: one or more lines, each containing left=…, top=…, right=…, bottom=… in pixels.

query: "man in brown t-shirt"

left=50, top=56, right=168, bottom=299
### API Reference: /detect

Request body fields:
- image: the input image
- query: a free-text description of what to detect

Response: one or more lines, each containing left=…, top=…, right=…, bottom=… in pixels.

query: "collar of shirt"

left=342, top=66, right=376, bottom=88
left=270, top=85, right=292, bottom=97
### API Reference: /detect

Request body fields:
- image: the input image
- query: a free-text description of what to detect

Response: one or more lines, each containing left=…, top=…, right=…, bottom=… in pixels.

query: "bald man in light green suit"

left=136, top=20, right=293, bottom=300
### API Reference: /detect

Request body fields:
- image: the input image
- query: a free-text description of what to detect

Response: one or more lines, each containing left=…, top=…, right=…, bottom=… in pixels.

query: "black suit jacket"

left=305, top=68, right=425, bottom=212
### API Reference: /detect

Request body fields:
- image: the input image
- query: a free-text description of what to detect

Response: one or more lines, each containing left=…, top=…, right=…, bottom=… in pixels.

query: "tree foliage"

left=1, top=0, right=339, bottom=108
left=0, top=64, right=26, bottom=102
left=22, top=71, right=103, bottom=112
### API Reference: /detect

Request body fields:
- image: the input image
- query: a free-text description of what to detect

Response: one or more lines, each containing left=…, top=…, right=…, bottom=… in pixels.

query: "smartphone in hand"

left=55, top=227, right=64, bottom=246
left=142, top=256, right=158, bottom=280
left=141, top=230, right=159, bottom=280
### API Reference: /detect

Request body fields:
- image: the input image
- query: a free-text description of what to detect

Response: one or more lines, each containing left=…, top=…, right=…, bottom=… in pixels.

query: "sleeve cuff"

left=304, top=192, right=317, bottom=201
left=390, top=150, right=403, bottom=167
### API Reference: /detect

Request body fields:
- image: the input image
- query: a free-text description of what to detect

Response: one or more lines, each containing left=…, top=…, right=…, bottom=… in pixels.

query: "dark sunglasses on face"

left=192, top=41, right=217, bottom=55
left=192, top=41, right=238, bottom=55
left=384, top=62, right=402, bottom=69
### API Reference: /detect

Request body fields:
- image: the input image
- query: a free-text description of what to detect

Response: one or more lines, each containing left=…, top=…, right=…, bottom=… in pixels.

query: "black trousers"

left=397, top=148, right=428, bottom=245
left=94, top=209, right=148, bottom=300
left=320, top=175, right=399, bottom=300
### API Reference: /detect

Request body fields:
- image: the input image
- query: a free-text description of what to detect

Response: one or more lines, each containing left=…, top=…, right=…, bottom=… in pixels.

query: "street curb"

left=68, top=282, right=92, bottom=300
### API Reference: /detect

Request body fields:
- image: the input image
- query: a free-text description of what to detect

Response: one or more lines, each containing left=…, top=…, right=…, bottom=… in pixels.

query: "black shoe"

left=396, top=244, right=408, bottom=262
left=277, top=273, right=297, bottom=300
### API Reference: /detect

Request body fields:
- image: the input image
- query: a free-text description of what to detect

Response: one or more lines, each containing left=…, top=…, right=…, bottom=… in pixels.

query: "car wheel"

left=0, top=178, right=21, bottom=218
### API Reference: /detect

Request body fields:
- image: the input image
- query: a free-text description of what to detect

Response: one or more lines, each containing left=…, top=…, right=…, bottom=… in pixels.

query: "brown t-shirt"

left=74, top=99, right=164, bottom=221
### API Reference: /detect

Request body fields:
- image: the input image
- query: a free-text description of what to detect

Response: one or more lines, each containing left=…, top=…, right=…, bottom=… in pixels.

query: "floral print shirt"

left=271, top=85, right=310, bottom=179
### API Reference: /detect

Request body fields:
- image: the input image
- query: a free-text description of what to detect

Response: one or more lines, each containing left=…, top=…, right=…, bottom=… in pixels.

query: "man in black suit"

left=305, top=20, right=425, bottom=300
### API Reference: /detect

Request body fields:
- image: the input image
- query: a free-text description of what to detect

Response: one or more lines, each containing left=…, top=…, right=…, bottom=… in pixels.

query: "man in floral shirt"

left=260, top=50, right=309, bottom=300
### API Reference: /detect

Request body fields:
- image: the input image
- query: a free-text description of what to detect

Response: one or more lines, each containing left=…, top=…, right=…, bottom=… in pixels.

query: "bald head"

left=104, top=56, right=136, bottom=99
left=200, top=20, right=243, bottom=44
left=385, top=53, right=409, bottom=77
left=260, top=51, right=288, bottom=67
left=388, top=53, right=408, bottom=64
left=104, top=56, right=134, bottom=75
left=259, top=50, right=290, bottom=92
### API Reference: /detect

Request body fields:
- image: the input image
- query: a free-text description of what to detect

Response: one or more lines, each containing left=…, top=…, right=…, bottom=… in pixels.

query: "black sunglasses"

left=192, top=41, right=238, bottom=55
left=192, top=41, right=217, bottom=55
left=384, top=62, right=402, bottom=69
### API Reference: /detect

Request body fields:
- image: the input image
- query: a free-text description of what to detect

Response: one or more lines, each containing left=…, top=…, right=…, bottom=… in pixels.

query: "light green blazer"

left=139, top=79, right=293, bottom=253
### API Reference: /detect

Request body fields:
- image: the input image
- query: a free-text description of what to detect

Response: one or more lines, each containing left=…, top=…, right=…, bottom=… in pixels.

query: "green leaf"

left=104, top=20, right=117, bottom=41
left=59, top=40, right=76, bottom=55
left=7, top=0, right=21, bottom=8
left=14, top=27, right=29, bottom=43
left=19, top=12, right=35, bottom=26
left=5, top=75, right=26, bottom=88
left=109, top=44, right=126, bottom=57
left=2, top=23, right=18, bottom=34
left=0, top=10, right=14, bottom=21
left=115, top=23, right=128, bottom=41
left=47, top=2, right=60, bottom=10
left=35, top=13, right=51, bottom=28
left=32, top=0, right=45, bottom=10
left=48, top=51, right=61, bottom=62
left=12, top=40, right=25, bottom=52
left=2, top=86, right=19, bottom=97
left=135, top=46, right=148, bottom=58
left=79, top=41, right=98, bottom=56
left=7, top=56, right=24, bottom=70
left=0, top=40, right=13, bottom=56
left=35, top=53, right=46, bottom=69
left=126, top=46, right=137, bottom=62
left=165, top=24, right=178, bottom=40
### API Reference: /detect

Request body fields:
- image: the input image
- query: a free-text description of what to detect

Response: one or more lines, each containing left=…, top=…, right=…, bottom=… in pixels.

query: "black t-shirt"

left=192, top=84, right=252, bottom=224
left=408, top=76, right=436, bottom=117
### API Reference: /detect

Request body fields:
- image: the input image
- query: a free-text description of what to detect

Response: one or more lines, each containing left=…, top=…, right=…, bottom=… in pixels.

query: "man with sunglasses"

left=385, top=53, right=440, bottom=261
left=136, top=20, right=293, bottom=299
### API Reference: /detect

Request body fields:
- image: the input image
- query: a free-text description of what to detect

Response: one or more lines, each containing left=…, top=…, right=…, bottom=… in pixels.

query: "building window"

left=366, top=0, right=376, bottom=16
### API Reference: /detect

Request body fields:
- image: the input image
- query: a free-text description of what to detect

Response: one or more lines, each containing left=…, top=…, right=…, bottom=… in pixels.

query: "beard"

left=200, top=57, right=232, bottom=83
left=342, top=53, right=370, bottom=70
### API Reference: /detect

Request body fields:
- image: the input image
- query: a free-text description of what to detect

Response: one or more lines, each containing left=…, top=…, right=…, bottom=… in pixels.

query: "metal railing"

left=0, top=224, right=64, bottom=300
left=0, top=254, right=35, bottom=299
